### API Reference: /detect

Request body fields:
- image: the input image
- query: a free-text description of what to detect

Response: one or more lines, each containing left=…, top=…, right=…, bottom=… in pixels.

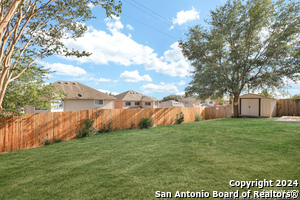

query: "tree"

left=179, top=0, right=300, bottom=117
left=1, top=63, right=65, bottom=116
left=0, top=0, right=122, bottom=112
left=291, top=94, right=300, bottom=99
left=162, top=94, right=183, bottom=102
left=258, top=89, right=274, bottom=98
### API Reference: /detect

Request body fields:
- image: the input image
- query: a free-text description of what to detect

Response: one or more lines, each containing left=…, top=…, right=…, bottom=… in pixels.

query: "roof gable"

left=115, top=90, right=158, bottom=101
left=52, top=81, right=116, bottom=100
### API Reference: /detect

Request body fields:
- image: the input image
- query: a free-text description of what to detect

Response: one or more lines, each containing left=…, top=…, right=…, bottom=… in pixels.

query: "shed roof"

left=239, top=93, right=276, bottom=100
left=52, top=81, right=116, bottom=100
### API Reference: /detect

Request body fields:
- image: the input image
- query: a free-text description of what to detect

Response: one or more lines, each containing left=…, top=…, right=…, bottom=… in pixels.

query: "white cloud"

left=164, top=42, right=185, bottom=61
left=140, top=82, right=179, bottom=93
left=119, top=70, right=152, bottom=82
left=98, top=89, right=119, bottom=95
left=90, top=77, right=111, bottom=82
left=105, top=16, right=123, bottom=32
left=87, top=3, right=95, bottom=9
left=145, top=58, right=190, bottom=77
left=61, top=18, right=191, bottom=77
left=177, top=80, right=185, bottom=86
left=37, top=60, right=86, bottom=76
left=172, top=7, right=199, bottom=26
left=126, top=24, right=134, bottom=31
left=176, top=91, right=185, bottom=96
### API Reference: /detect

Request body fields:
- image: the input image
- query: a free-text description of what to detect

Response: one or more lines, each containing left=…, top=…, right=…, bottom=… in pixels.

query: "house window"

left=51, top=99, right=64, bottom=111
left=145, top=102, right=151, bottom=106
left=95, top=100, right=104, bottom=105
left=35, top=107, right=48, bottom=111
left=155, top=101, right=158, bottom=106
left=126, top=102, right=131, bottom=106
left=135, top=102, right=140, bottom=106
left=209, top=101, right=213, bottom=104
left=185, top=101, right=189, bottom=104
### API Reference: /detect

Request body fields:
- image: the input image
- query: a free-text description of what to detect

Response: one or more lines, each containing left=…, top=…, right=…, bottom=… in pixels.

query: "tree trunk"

left=233, top=95, right=240, bottom=117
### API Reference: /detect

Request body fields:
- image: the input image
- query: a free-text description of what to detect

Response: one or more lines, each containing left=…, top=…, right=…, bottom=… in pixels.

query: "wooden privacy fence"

left=0, top=105, right=232, bottom=153
left=277, top=99, right=300, bottom=116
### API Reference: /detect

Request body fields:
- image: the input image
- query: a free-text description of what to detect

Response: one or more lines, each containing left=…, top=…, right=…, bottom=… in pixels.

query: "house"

left=114, top=90, right=159, bottom=109
left=178, top=97, right=201, bottom=107
left=159, top=100, right=184, bottom=108
left=239, top=93, right=276, bottom=117
left=179, top=97, right=200, bottom=105
left=199, top=99, right=215, bottom=106
left=25, top=81, right=116, bottom=113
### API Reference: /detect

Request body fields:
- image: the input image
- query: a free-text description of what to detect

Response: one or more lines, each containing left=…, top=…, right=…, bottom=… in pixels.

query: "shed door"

left=241, top=99, right=259, bottom=116
left=249, top=99, right=259, bottom=116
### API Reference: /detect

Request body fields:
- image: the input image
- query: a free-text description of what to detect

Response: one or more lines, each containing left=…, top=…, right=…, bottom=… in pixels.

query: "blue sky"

left=41, top=0, right=299, bottom=99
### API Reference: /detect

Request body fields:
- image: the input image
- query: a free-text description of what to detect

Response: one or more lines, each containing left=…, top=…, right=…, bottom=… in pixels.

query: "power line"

left=130, top=0, right=175, bottom=27
left=123, top=0, right=183, bottom=32
left=123, top=0, right=171, bottom=27
left=122, top=13, right=178, bottom=40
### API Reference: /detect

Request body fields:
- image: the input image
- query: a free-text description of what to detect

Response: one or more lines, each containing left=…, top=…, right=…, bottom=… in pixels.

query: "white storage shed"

left=239, top=93, right=277, bottom=117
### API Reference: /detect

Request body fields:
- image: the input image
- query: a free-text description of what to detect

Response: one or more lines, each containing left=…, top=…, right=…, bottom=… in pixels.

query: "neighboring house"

left=25, top=81, right=116, bottom=114
left=114, top=90, right=159, bottom=109
left=179, top=97, right=201, bottom=107
left=159, top=100, right=184, bottom=108
left=239, top=93, right=276, bottom=117
left=199, top=99, right=215, bottom=107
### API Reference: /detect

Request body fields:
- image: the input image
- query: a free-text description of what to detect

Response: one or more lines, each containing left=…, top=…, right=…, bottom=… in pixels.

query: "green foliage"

left=258, top=90, right=275, bottom=98
left=179, top=0, right=300, bottom=116
left=138, top=118, right=153, bottom=129
left=75, top=119, right=95, bottom=138
left=41, top=137, right=62, bottom=146
left=162, top=94, right=183, bottom=102
left=0, top=1, right=122, bottom=111
left=195, top=113, right=203, bottom=121
left=292, top=94, right=300, bottom=99
left=175, top=112, right=184, bottom=124
left=97, top=122, right=113, bottom=134
left=1, top=64, right=66, bottom=116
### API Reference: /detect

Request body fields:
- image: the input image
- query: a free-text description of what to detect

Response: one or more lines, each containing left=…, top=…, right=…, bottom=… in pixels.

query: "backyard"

left=0, top=118, right=299, bottom=199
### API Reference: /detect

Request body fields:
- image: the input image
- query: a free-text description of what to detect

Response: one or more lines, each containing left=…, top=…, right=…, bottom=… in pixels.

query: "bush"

left=97, top=122, right=113, bottom=134
left=195, top=113, right=203, bottom=121
left=41, top=137, right=62, bottom=146
left=175, top=112, right=184, bottom=124
left=75, top=119, right=94, bottom=138
left=139, top=118, right=153, bottom=129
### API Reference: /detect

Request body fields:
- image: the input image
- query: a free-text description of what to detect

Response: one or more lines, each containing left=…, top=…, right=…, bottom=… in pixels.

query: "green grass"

left=0, top=118, right=299, bottom=199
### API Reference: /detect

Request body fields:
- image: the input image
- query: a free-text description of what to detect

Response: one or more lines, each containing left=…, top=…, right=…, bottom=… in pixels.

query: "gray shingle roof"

left=115, top=90, right=158, bottom=101
left=52, top=81, right=116, bottom=100
left=180, top=97, right=197, bottom=101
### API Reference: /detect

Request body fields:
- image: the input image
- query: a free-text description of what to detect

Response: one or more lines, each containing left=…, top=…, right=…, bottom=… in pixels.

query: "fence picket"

left=0, top=105, right=233, bottom=153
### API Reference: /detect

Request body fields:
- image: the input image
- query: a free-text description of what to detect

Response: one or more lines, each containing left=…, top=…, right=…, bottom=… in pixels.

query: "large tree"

left=162, top=94, right=184, bottom=102
left=179, top=0, right=300, bottom=117
left=1, top=63, right=65, bottom=116
left=0, top=0, right=122, bottom=112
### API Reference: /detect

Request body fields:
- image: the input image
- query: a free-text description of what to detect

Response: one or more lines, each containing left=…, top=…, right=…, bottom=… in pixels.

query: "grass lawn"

left=0, top=118, right=299, bottom=199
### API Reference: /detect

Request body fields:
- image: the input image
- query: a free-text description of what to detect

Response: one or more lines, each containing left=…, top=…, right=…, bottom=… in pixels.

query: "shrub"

left=41, top=137, right=62, bottom=146
left=175, top=112, right=184, bottom=124
left=195, top=113, right=203, bottom=121
left=42, top=138, right=51, bottom=146
left=75, top=119, right=94, bottom=138
left=139, top=118, right=153, bottom=129
left=52, top=138, right=62, bottom=143
left=97, top=122, right=113, bottom=134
